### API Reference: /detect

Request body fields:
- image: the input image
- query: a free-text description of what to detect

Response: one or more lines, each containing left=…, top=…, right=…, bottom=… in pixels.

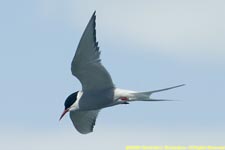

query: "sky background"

left=0, top=0, right=225, bottom=149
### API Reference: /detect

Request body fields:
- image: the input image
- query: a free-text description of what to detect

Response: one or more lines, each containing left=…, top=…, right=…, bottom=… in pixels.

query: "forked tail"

left=132, top=84, right=185, bottom=101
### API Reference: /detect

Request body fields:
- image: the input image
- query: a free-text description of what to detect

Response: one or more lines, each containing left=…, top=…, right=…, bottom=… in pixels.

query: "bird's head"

left=59, top=91, right=79, bottom=121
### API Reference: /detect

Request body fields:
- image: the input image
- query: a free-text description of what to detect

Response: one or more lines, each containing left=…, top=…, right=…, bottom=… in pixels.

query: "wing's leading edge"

left=71, top=11, right=114, bottom=91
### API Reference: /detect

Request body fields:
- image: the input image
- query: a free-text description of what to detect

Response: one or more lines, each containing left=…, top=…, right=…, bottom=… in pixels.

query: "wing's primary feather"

left=69, top=110, right=100, bottom=134
left=71, top=11, right=114, bottom=91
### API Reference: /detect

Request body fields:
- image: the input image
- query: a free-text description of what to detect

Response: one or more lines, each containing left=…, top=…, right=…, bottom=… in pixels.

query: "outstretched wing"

left=69, top=110, right=100, bottom=134
left=71, top=12, right=114, bottom=91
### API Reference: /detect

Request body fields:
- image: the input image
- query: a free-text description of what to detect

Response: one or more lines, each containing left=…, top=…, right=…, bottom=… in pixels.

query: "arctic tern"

left=59, top=11, right=184, bottom=134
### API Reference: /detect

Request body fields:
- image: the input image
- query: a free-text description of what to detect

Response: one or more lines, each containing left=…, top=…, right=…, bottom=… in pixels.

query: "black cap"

left=64, top=91, right=78, bottom=109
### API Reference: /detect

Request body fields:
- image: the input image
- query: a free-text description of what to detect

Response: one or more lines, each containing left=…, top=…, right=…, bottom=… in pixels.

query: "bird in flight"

left=59, top=11, right=184, bottom=134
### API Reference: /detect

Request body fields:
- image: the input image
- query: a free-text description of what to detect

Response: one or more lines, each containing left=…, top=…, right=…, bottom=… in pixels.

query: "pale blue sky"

left=0, top=0, right=225, bottom=149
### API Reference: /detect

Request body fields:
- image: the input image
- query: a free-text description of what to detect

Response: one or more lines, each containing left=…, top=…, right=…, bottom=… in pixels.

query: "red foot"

left=120, top=97, right=129, bottom=101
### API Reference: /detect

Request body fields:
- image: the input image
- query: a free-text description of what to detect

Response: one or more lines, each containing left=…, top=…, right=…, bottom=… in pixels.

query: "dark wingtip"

left=92, top=10, right=96, bottom=17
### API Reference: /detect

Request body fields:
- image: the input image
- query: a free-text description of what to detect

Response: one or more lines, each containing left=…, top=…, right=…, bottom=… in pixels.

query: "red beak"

left=59, top=108, right=69, bottom=121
